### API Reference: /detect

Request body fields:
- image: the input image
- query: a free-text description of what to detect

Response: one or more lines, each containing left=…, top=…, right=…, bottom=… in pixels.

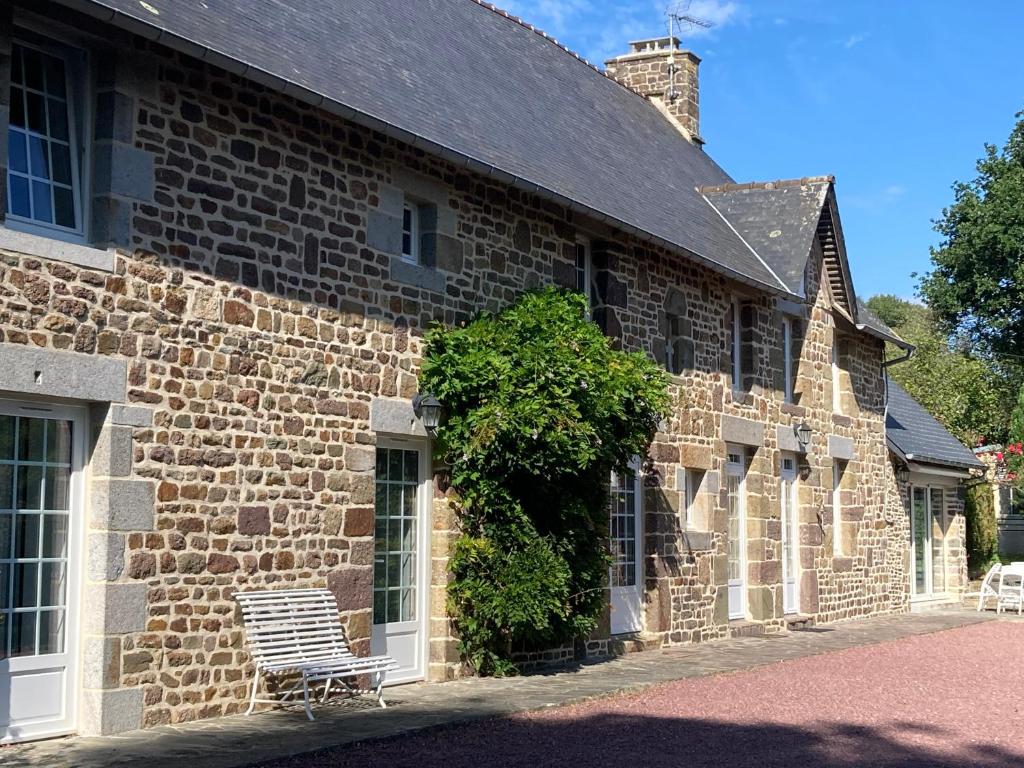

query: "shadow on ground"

left=255, top=712, right=1022, bottom=768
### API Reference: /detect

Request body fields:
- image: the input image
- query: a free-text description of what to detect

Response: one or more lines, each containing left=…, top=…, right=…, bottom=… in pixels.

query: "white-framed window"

left=831, top=336, right=843, bottom=414
left=832, top=459, right=846, bottom=557
left=730, top=297, right=743, bottom=392
left=782, top=316, right=794, bottom=404
left=401, top=202, right=421, bottom=264
left=683, top=468, right=702, bottom=529
left=575, top=238, right=592, bottom=312
left=6, top=37, right=88, bottom=243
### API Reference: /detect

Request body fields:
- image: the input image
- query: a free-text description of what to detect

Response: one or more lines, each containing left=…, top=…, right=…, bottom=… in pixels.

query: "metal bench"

left=235, top=588, right=398, bottom=720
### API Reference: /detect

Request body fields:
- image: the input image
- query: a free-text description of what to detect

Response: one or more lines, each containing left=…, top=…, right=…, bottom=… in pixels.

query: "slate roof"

left=701, top=178, right=831, bottom=293
left=886, top=379, right=985, bottom=471
left=67, top=0, right=788, bottom=293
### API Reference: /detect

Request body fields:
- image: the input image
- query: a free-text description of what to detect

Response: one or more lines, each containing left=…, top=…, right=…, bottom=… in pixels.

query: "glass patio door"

left=372, top=441, right=429, bottom=684
left=726, top=447, right=746, bottom=620
left=910, top=485, right=947, bottom=599
left=781, top=455, right=799, bottom=614
left=609, top=465, right=643, bottom=635
left=1, top=403, right=83, bottom=744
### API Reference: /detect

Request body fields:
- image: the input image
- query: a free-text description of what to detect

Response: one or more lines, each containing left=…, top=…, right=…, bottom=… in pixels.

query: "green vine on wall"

left=419, top=288, right=670, bottom=674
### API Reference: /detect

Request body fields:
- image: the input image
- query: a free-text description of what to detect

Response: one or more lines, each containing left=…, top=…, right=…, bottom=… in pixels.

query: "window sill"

left=0, top=225, right=115, bottom=272
left=389, top=254, right=445, bottom=294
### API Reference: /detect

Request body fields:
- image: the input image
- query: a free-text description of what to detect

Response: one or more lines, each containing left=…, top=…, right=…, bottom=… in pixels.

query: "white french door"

left=1, top=401, right=84, bottom=744
left=781, top=455, right=800, bottom=614
left=609, top=465, right=643, bottom=635
left=726, top=447, right=746, bottom=620
left=371, top=440, right=430, bottom=684
left=910, top=485, right=947, bottom=599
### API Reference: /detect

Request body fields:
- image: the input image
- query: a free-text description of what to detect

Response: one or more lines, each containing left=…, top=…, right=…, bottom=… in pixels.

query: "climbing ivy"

left=420, top=288, right=670, bottom=674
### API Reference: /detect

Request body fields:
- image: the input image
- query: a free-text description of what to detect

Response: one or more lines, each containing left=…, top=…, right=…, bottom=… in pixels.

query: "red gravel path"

left=265, top=621, right=1024, bottom=768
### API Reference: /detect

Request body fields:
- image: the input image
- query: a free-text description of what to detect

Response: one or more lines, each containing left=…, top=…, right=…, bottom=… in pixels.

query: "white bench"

left=235, top=588, right=398, bottom=720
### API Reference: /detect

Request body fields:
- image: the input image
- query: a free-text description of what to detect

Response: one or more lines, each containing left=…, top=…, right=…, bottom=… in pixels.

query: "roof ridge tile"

left=698, top=175, right=835, bottom=195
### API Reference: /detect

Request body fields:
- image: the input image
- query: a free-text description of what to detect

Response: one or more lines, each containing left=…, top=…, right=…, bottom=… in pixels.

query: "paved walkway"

left=2, top=609, right=997, bottom=768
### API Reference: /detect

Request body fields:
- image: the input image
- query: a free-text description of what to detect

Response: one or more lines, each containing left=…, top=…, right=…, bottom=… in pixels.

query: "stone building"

left=0, top=0, right=971, bottom=743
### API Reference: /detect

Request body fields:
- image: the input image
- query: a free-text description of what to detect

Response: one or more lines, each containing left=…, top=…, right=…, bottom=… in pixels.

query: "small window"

left=730, top=298, right=743, bottom=392
left=575, top=239, right=592, bottom=311
left=831, top=337, right=843, bottom=414
left=832, top=460, right=846, bottom=556
left=665, top=313, right=684, bottom=375
left=6, top=39, right=87, bottom=242
left=782, top=316, right=794, bottom=403
left=401, top=202, right=421, bottom=264
left=683, top=468, right=703, bottom=529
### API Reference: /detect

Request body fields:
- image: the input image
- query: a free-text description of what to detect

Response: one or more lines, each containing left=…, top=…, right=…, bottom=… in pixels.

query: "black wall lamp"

left=413, top=392, right=442, bottom=434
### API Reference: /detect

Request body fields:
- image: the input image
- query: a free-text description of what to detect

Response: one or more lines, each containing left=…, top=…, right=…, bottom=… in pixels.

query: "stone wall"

left=0, top=20, right=919, bottom=731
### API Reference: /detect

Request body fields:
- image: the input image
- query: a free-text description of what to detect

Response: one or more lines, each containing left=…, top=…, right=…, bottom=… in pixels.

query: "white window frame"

left=782, top=316, right=794, bottom=404
left=5, top=32, right=91, bottom=246
left=831, top=336, right=843, bottom=414
left=730, top=298, right=743, bottom=392
left=682, top=468, right=702, bottom=529
left=401, top=201, right=421, bottom=264
left=575, top=237, right=592, bottom=314
left=832, top=460, right=844, bottom=557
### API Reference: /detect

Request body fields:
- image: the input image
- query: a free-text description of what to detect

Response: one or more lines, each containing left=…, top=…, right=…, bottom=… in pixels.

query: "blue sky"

left=501, top=0, right=1024, bottom=300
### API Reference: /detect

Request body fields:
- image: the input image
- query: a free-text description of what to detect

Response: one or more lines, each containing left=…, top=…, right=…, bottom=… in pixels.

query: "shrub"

left=420, top=288, right=670, bottom=674
left=964, top=483, right=998, bottom=575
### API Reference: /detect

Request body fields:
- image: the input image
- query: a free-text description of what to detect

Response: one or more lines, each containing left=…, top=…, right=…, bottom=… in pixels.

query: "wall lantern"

left=896, top=463, right=911, bottom=484
left=795, top=422, right=812, bottom=451
left=413, top=392, right=443, bottom=434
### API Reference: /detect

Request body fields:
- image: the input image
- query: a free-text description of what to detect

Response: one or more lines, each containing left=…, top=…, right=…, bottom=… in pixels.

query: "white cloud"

left=844, top=184, right=908, bottom=211
left=843, top=32, right=868, bottom=49
left=501, top=0, right=592, bottom=37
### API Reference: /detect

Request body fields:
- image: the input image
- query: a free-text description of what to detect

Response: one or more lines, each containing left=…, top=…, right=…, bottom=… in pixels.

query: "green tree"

left=866, top=294, right=1012, bottom=445
left=919, top=111, right=1024, bottom=361
left=419, top=288, right=669, bottom=675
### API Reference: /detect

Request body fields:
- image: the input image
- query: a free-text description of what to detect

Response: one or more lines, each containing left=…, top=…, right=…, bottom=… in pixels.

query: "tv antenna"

left=665, top=2, right=712, bottom=101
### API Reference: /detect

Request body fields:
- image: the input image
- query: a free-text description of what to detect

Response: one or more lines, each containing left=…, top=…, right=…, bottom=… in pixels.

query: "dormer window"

left=6, top=38, right=87, bottom=243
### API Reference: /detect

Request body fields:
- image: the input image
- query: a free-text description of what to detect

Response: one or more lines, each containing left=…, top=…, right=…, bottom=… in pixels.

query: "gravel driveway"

left=262, top=621, right=1024, bottom=768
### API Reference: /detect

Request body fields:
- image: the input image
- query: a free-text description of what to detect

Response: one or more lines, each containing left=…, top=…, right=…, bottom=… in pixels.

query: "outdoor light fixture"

left=413, top=392, right=442, bottom=434
left=795, top=421, right=812, bottom=450
left=896, top=463, right=911, bottom=484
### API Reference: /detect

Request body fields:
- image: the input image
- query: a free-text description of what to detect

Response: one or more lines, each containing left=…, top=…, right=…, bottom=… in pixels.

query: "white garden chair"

left=235, top=588, right=398, bottom=720
left=977, top=563, right=1002, bottom=611
left=997, top=564, right=1024, bottom=616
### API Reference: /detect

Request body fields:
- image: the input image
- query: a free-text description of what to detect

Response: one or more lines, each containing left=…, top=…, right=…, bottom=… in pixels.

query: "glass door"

left=609, top=465, right=642, bottom=635
left=726, top=447, right=746, bottom=620
left=1, top=403, right=84, bottom=744
left=781, top=455, right=799, bottom=614
left=371, top=441, right=429, bottom=684
left=911, top=486, right=930, bottom=596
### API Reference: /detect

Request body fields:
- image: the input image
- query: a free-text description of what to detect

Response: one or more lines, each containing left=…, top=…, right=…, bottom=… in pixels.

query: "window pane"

left=372, top=590, right=385, bottom=625
left=403, top=450, right=417, bottom=482
left=17, top=467, right=43, bottom=512
left=12, top=47, right=23, bottom=85
left=38, top=609, right=64, bottom=654
left=401, top=232, right=412, bottom=256
left=43, top=55, right=67, bottom=100
left=41, top=515, right=67, bottom=558
left=19, top=419, right=44, bottom=462
left=47, top=98, right=69, bottom=142
left=26, top=91, right=46, bottom=133
left=32, top=180, right=53, bottom=223
left=0, top=415, right=12, bottom=460
left=50, top=142, right=71, bottom=185
left=388, top=450, right=402, bottom=481
left=15, top=514, right=40, bottom=558
left=22, top=48, right=43, bottom=91
left=46, top=421, right=71, bottom=465
left=44, top=467, right=70, bottom=511
left=52, top=187, right=76, bottom=229
left=0, top=563, right=8, bottom=609
left=9, top=88, right=25, bottom=129
left=0, top=514, right=10, bottom=559
left=386, top=587, right=400, bottom=623
left=28, top=135, right=49, bottom=180
left=8, top=129, right=27, bottom=173
left=400, top=587, right=415, bottom=622
left=40, top=562, right=65, bottom=607
left=11, top=611, right=36, bottom=657
left=14, top=562, right=39, bottom=608
left=8, top=175, right=30, bottom=217
left=0, top=468, right=11, bottom=512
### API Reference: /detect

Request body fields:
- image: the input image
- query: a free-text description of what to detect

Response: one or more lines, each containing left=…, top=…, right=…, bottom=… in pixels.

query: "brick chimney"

left=604, top=36, right=702, bottom=145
